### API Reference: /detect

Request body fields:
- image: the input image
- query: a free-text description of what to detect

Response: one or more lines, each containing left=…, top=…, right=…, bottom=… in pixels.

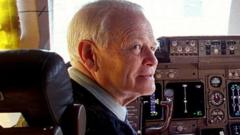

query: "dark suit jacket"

left=71, top=80, right=137, bottom=135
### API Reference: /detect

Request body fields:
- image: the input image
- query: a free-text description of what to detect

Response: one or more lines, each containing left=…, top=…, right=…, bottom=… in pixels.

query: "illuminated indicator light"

left=196, top=111, right=203, bottom=116
left=193, top=111, right=203, bottom=116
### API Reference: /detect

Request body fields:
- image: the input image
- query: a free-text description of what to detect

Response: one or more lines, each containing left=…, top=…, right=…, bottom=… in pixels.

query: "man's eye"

left=134, top=44, right=141, bottom=49
left=132, top=44, right=142, bottom=54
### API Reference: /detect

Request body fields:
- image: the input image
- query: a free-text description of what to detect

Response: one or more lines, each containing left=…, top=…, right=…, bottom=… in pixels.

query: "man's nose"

left=142, top=48, right=158, bottom=67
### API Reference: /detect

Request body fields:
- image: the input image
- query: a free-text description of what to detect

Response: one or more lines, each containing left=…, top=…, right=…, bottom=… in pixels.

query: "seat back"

left=0, top=50, right=86, bottom=135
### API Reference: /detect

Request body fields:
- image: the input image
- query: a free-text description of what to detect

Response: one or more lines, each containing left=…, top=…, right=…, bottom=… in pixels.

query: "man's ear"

left=78, top=40, right=97, bottom=71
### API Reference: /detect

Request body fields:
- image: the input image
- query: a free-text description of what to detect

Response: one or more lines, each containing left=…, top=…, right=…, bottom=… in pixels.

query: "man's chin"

left=139, top=87, right=155, bottom=96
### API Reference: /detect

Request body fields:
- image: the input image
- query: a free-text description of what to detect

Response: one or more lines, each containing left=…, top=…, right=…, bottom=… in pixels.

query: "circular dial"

left=210, top=76, right=222, bottom=88
left=210, top=108, right=225, bottom=123
left=209, top=91, right=225, bottom=106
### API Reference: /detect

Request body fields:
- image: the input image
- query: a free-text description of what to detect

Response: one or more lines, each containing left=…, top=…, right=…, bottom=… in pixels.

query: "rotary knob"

left=177, top=46, right=183, bottom=52
left=168, top=72, right=175, bottom=78
left=155, top=73, right=161, bottom=79
left=185, top=46, right=190, bottom=52
left=176, top=125, right=184, bottom=132
left=172, top=41, right=177, bottom=46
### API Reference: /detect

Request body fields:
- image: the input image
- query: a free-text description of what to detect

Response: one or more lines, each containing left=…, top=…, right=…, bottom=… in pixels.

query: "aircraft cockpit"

left=0, top=0, right=240, bottom=135
left=127, top=36, right=240, bottom=135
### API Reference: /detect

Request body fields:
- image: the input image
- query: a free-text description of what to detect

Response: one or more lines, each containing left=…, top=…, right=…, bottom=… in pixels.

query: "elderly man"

left=67, top=0, right=158, bottom=134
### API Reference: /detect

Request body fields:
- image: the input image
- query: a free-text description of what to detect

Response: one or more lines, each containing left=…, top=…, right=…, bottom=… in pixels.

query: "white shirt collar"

left=68, top=67, right=127, bottom=121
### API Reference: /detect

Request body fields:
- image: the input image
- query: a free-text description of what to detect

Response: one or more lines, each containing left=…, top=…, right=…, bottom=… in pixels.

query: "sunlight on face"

left=94, top=11, right=158, bottom=99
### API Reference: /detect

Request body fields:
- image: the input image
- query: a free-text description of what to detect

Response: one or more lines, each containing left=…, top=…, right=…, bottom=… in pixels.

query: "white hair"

left=67, top=0, right=143, bottom=64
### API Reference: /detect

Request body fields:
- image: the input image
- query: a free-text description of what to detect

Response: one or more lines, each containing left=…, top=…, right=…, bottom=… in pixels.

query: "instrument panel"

left=127, top=36, right=240, bottom=135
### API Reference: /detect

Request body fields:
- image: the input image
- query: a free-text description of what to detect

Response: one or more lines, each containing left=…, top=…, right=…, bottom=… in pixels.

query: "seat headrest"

left=0, top=50, right=73, bottom=127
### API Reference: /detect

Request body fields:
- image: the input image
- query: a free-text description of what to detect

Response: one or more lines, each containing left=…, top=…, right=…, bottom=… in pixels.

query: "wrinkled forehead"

left=108, top=10, right=150, bottom=30
left=106, top=10, right=155, bottom=44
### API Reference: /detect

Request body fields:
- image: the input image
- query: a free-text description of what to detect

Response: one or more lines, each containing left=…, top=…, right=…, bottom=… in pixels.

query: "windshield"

left=51, top=0, right=238, bottom=61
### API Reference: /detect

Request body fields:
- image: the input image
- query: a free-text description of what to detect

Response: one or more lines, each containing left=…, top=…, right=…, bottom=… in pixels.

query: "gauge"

left=172, top=41, right=178, bottom=46
left=209, top=91, right=225, bottom=106
left=210, top=108, right=225, bottom=123
left=210, top=76, right=222, bottom=88
left=190, top=40, right=196, bottom=47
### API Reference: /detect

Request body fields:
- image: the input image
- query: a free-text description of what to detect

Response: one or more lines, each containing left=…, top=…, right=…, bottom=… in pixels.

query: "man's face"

left=94, top=11, right=158, bottom=100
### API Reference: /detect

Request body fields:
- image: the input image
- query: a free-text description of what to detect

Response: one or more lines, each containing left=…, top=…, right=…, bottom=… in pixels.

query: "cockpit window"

left=51, top=0, right=237, bottom=61
left=138, top=0, right=232, bottom=36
